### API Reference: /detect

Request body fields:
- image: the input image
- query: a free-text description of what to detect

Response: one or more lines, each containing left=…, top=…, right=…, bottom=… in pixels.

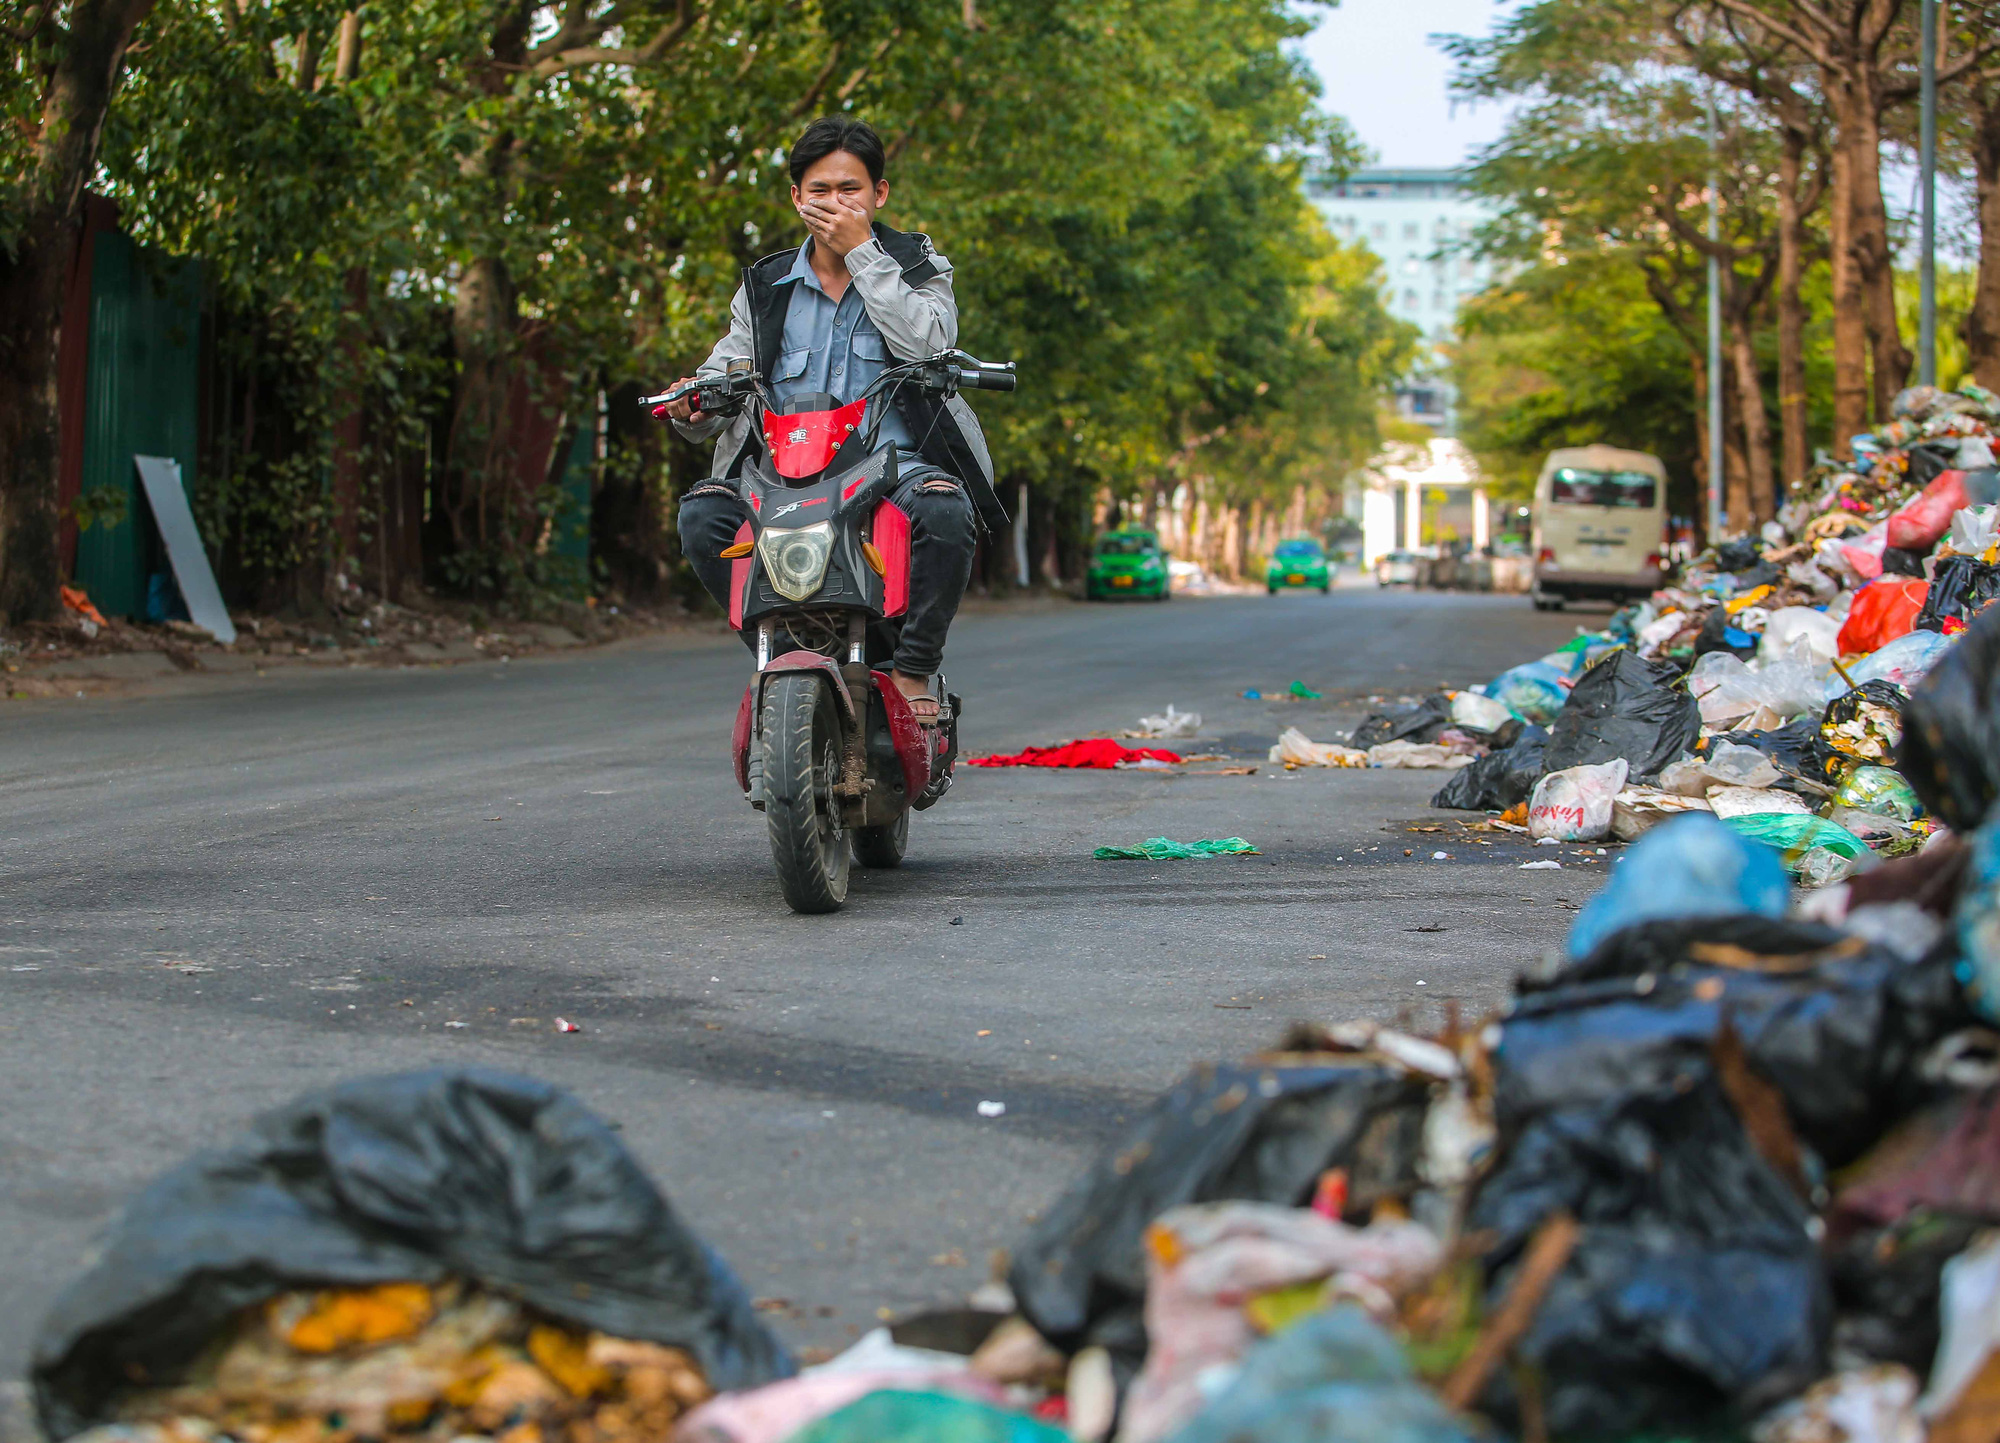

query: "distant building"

left=1309, top=167, right=1495, bottom=431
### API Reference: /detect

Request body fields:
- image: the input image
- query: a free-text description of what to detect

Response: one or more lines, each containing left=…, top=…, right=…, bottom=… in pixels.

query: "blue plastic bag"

left=1166, top=1306, right=1477, bottom=1443
left=1850, top=629, right=1953, bottom=690
left=791, top=1390, right=1069, bottom=1443
left=1485, top=661, right=1570, bottom=727
left=1956, top=822, right=2000, bottom=1023
left=1568, top=813, right=1791, bottom=958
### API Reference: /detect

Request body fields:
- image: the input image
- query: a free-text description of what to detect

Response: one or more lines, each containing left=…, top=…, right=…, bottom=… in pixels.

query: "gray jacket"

left=674, top=224, right=1007, bottom=531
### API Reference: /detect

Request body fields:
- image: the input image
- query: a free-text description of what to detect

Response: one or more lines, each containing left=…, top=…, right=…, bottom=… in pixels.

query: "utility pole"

left=1919, top=0, right=1939, bottom=386
left=1706, top=93, right=1725, bottom=541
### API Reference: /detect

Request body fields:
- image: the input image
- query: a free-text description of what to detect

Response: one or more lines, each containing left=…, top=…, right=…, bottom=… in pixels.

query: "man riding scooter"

left=665, top=115, right=1008, bottom=724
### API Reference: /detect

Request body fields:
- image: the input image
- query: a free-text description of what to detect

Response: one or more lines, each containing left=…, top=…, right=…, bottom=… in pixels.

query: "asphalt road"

left=0, top=584, right=1592, bottom=1406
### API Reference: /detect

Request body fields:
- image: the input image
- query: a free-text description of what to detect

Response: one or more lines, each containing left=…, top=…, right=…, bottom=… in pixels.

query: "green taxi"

left=1266, top=536, right=1331, bottom=594
left=1085, top=528, right=1171, bottom=601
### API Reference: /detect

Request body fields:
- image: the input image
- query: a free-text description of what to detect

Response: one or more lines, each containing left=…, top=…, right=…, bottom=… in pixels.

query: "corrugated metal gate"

left=67, top=228, right=203, bottom=619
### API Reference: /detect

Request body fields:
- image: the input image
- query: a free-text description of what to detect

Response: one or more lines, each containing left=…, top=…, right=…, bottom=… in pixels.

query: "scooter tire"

left=853, top=810, right=909, bottom=868
left=763, top=671, right=850, bottom=913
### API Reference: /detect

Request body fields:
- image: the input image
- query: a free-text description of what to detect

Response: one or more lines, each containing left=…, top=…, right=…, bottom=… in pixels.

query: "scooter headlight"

left=757, top=521, right=835, bottom=601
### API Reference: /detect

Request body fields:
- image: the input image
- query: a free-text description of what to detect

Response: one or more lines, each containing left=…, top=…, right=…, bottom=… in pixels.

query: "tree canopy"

left=0, top=0, right=1410, bottom=613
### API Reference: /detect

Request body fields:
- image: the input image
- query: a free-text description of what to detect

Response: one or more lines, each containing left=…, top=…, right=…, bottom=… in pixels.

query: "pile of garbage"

left=31, top=629, right=2000, bottom=1443
left=1371, top=381, right=2000, bottom=887
left=31, top=1070, right=792, bottom=1443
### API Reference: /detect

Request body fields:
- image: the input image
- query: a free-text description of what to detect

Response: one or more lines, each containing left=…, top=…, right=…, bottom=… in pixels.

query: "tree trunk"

left=1845, top=100, right=1912, bottom=415
left=1728, top=315, right=1777, bottom=526
left=0, top=0, right=156, bottom=626
left=444, top=254, right=523, bottom=562
left=1776, top=133, right=1812, bottom=486
left=1826, top=105, right=1872, bottom=448
left=1964, top=80, right=2000, bottom=391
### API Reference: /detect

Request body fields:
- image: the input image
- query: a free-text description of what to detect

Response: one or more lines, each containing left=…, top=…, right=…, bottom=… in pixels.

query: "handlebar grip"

left=955, top=368, right=1017, bottom=392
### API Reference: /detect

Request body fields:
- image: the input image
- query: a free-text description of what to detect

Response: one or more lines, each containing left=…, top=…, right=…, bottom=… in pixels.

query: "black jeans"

left=678, top=467, right=976, bottom=678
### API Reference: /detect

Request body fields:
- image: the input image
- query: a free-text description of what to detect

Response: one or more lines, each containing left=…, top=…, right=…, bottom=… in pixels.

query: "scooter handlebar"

left=952, top=363, right=1017, bottom=392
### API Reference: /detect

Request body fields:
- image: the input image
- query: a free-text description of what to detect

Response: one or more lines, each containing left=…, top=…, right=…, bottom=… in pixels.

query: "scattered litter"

left=1367, top=740, right=1474, bottom=770
left=1127, top=705, right=1203, bottom=739
left=1093, top=837, right=1260, bottom=861
left=977, top=1101, right=1007, bottom=1118
left=1519, top=859, right=1563, bottom=869
left=1269, top=728, right=1366, bottom=768
left=554, top=1017, right=581, bottom=1033
left=968, top=740, right=1181, bottom=769
left=1288, top=681, right=1323, bottom=700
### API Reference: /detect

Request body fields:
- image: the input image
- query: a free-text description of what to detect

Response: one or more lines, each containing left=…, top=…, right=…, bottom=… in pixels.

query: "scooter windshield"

left=763, top=397, right=870, bottom=480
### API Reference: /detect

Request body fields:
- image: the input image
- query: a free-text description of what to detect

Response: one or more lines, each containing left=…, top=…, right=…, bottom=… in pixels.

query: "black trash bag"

left=1008, top=1058, right=1430, bottom=1362
left=1828, top=1210, right=1987, bottom=1373
left=1471, top=1076, right=1830, bottom=1439
left=1503, top=915, right=1970, bottom=1167
left=1821, top=679, right=1909, bottom=768
left=1542, top=650, right=1701, bottom=781
left=1902, top=602, right=2000, bottom=831
left=1881, top=546, right=1929, bottom=577
left=1914, top=554, right=2000, bottom=634
left=1694, top=606, right=1763, bottom=661
left=31, top=1069, right=794, bottom=1438
left=1726, top=715, right=1841, bottom=791
left=1347, top=694, right=1451, bottom=749
left=1905, top=440, right=1963, bottom=490
left=1714, top=537, right=1764, bottom=572
left=1431, top=727, right=1548, bottom=811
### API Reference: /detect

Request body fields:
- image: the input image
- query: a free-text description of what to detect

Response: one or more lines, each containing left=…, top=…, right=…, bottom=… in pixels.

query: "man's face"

left=791, top=149, right=888, bottom=222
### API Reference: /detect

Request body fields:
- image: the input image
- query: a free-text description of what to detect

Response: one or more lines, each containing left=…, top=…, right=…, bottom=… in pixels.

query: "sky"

left=1295, top=1, right=1524, bottom=171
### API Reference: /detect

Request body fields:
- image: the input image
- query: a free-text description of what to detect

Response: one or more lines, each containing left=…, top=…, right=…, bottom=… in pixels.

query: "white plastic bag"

left=1921, top=1232, right=2000, bottom=1420
left=1657, top=740, right=1783, bottom=796
left=1367, top=740, right=1473, bottom=770
left=1635, top=610, right=1688, bottom=656
left=1269, top=727, right=1366, bottom=768
left=1706, top=785, right=1810, bottom=820
left=1119, top=1203, right=1443, bottom=1443
left=1529, top=759, right=1629, bottom=842
left=1611, top=785, right=1713, bottom=842
left=1448, top=690, right=1514, bottom=734
left=1132, top=705, right=1203, bottom=739
left=1761, top=607, right=1842, bottom=668
left=1945, top=504, right=1999, bottom=559
left=1689, top=651, right=1830, bottom=728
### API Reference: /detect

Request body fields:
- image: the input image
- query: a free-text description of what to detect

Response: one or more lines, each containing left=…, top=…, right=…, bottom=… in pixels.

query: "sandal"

left=891, top=674, right=942, bottom=725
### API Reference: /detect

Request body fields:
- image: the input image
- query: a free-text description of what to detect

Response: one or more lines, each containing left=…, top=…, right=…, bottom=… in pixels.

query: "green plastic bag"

left=1721, top=813, right=1870, bottom=885
left=1834, top=764, right=1922, bottom=822
left=1094, top=836, right=1260, bottom=860
left=789, top=1390, right=1070, bottom=1443
left=1289, top=680, right=1323, bottom=699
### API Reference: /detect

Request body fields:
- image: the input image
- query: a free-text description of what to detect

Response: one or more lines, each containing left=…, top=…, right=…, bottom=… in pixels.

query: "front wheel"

left=853, top=809, right=909, bottom=868
left=763, top=672, right=850, bottom=913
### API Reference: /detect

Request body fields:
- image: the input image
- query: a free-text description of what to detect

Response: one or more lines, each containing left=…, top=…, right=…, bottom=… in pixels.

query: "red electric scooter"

left=644, top=350, right=1016, bottom=913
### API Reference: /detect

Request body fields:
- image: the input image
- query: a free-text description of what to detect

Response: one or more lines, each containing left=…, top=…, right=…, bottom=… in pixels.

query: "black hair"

left=787, top=115, right=886, bottom=187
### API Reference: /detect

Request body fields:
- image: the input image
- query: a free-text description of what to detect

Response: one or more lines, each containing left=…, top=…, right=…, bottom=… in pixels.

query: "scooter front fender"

left=759, top=651, right=857, bottom=723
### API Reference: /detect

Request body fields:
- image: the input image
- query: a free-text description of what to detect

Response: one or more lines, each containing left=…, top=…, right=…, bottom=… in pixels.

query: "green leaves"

left=88, top=0, right=1405, bottom=592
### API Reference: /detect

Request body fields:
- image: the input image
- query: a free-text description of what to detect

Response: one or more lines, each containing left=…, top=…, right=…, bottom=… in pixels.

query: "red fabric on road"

left=967, top=739, right=1183, bottom=769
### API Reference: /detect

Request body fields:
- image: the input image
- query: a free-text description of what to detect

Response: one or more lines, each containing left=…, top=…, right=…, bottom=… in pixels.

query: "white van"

left=1530, top=444, right=1668, bottom=610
